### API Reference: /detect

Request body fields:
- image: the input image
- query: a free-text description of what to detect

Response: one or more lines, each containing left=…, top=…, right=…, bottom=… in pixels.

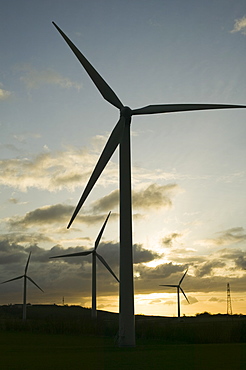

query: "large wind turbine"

left=160, top=269, right=189, bottom=319
left=50, top=211, right=119, bottom=319
left=52, top=21, right=246, bottom=346
left=1, top=252, right=44, bottom=321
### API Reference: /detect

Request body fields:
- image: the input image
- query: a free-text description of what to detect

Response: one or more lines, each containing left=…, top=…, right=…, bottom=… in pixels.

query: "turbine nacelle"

left=120, top=106, right=132, bottom=118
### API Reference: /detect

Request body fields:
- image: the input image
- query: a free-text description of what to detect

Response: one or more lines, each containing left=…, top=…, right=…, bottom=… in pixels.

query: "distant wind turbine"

left=160, top=269, right=189, bottom=319
left=52, top=21, right=246, bottom=346
left=50, top=211, right=119, bottom=319
left=1, top=252, right=44, bottom=321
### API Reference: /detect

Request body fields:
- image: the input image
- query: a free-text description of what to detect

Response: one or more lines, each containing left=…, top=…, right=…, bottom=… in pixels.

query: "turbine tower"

left=160, top=269, right=189, bottom=319
left=50, top=211, right=119, bottom=319
left=52, top=22, right=246, bottom=346
left=1, top=252, right=44, bottom=320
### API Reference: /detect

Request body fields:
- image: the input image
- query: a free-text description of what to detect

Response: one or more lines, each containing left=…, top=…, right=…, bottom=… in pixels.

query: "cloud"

left=8, top=204, right=74, bottom=228
left=0, top=233, right=53, bottom=246
left=13, top=132, right=41, bottom=143
left=48, top=242, right=159, bottom=270
left=149, top=298, right=162, bottom=305
left=133, top=183, right=180, bottom=210
left=235, top=255, right=246, bottom=270
left=8, top=197, right=19, bottom=204
left=230, top=15, right=246, bottom=35
left=0, top=141, right=181, bottom=195
left=0, top=237, right=246, bottom=307
left=219, top=248, right=246, bottom=271
left=133, top=244, right=160, bottom=264
left=7, top=204, right=111, bottom=229
left=92, top=183, right=180, bottom=212
left=164, top=300, right=175, bottom=305
left=199, top=227, right=246, bottom=247
left=0, top=240, right=119, bottom=299
left=0, top=86, right=11, bottom=100
left=92, top=190, right=119, bottom=212
left=0, top=147, right=103, bottom=192
left=19, top=66, right=82, bottom=90
left=0, top=239, right=159, bottom=302
left=182, top=296, right=198, bottom=305
left=195, top=260, right=225, bottom=278
left=134, top=263, right=187, bottom=294
left=162, top=232, right=182, bottom=248
left=208, top=297, right=225, bottom=303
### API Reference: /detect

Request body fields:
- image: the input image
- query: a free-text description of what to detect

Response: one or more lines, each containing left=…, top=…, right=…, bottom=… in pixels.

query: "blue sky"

left=0, top=0, right=246, bottom=316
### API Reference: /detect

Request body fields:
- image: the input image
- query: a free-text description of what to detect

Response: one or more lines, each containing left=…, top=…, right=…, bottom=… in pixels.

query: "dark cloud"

left=47, top=242, right=159, bottom=271
left=0, top=240, right=26, bottom=265
left=133, top=244, right=160, bottom=264
left=140, top=262, right=186, bottom=280
left=134, top=263, right=187, bottom=294
left=208, top=297, right=225, bottom=303
left=92, top=183, right=180, bottom=212
left=219, top=248, right=246, bottom=271
left=235, top=255, right=246, bottom=270
left=92, top=190, right=118, bottom=212
left=149, top=299, right=162, bottom=305
left=8, top=204, right=74, bottom=228
left=195, top=261, right=225, bottom=278
left=7, top=204, right=115, bottom=229
left=0, top=233, right=245, bottom=308
left=183, top=296, right=198, bottom=305
left=203, top=227, right=246, bottom=247
left=164, top=300, right=175, bottom=305
left=162, top=232, right=182, bottom=248
left=133, top=183, right=179, bottom=210
left=8, top=197, right=19, bottom=204
left=0, top=232, right=54, bottom=246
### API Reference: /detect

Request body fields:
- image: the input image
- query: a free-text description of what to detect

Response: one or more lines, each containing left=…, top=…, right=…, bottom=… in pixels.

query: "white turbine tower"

left=160, top=269, right=189, bottom=319
left=52, top=22, right=246, bottom=346
left=50, top=211, right=119, bottom=319
left=1, top=252, right=44, bottom=321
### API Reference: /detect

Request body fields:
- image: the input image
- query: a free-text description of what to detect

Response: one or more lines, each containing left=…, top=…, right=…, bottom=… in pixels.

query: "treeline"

left=0, top=304, right=245, bottom=344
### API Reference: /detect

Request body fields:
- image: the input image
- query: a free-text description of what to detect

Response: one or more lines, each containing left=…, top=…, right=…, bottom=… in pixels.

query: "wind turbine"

left=52, top=21, right=246, bottom=346
left=1, top=252, right=44, bottom=321
left=50, top=211, right=119, bottom=319
left=160, top=269, right=189, bottom=320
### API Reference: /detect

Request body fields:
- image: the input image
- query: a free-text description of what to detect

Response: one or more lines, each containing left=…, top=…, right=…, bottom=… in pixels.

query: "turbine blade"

left=179, top=269, right=188, bottom=285
left=67, top=117, right=125, bottom=229
left=159, top=284, right=178, bottom=288
left=132, top=103, right=246, bottom=116
left=1, top=275, right=24, bottom=284
left=180, top=287, right=189, bottom=304
left=52, top=22, right=123, bottom=110
left=25, top=251, right=32, bottom=274
left=96, top=252, right=119, bottom=283
left=50, top=250, right=93, bottom=259
left=94, top=211, right=111, bottom=250
left=26, top=276, right=44, bottom=292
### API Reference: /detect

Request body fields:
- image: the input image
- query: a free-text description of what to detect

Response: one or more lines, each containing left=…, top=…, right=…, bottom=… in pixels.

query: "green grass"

left=0, top=331, right=245, bottom=370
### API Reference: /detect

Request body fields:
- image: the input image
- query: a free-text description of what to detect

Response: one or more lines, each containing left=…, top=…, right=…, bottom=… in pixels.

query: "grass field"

left=0, top=306, right=245, bottom=369
left=0, top=331, right=245, bottom=370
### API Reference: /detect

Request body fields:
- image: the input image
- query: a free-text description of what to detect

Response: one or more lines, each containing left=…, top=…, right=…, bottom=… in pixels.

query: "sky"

left=0, top=0, right=246, bottom=317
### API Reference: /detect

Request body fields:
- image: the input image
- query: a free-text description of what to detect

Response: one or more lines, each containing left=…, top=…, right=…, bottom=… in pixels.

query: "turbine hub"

left=120, top=106, right=132, bottom=118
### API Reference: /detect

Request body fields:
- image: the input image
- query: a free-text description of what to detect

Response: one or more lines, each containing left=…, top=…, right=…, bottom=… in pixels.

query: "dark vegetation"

left=0, top=304, right=245, bottom=344
left=0, top=305, right=245, bottom=369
